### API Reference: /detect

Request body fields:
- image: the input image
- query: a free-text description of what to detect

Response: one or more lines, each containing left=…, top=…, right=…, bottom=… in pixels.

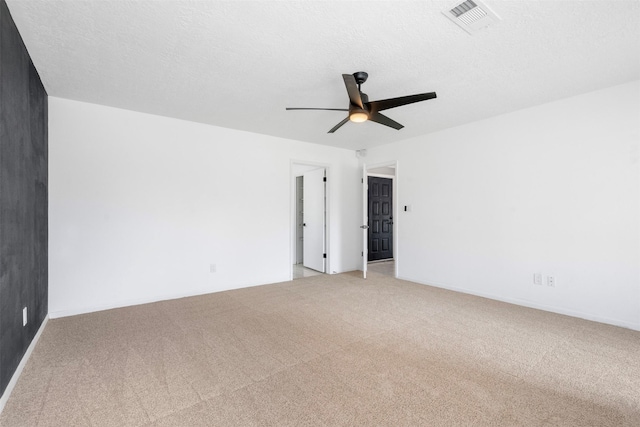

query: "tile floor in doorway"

left=293, top=259, right=395, bottom=279
left=292, top=263, right=324, bottom=279
left=367, top=259, right=395, bottom=277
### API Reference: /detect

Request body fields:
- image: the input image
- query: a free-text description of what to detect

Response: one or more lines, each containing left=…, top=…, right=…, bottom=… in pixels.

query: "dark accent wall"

left=0, top=0, right=48, bottom=397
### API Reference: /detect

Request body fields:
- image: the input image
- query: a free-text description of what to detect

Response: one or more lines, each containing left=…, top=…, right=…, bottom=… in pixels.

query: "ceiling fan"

left=286, top=72, right=437, bottom=133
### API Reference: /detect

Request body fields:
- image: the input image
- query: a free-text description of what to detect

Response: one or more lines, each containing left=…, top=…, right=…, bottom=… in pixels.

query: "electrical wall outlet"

left=547, top=276, right=556, bottom=287
left=533, top=273, right=542, bottom=286
left=23, top=307, right=28, bottom=326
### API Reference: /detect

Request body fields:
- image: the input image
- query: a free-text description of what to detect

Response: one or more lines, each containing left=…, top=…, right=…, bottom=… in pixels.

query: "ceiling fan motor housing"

left=349, top=91, right=369, bottom=122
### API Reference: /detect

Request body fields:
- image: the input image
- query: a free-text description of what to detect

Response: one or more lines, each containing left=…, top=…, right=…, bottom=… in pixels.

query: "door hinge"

left=323, top=177, right=327, bottom=182
left=323, top=253, right=327, bottom=258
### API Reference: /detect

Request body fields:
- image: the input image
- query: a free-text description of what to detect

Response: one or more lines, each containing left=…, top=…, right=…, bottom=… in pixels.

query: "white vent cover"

left=443, top=0, right=501, bottom=34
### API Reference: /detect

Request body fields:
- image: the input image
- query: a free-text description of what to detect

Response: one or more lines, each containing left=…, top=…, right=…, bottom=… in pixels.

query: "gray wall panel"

left=0, top=0, right=48, bottom=397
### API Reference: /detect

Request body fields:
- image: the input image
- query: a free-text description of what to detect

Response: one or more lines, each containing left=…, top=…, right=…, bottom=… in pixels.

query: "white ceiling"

left=7, top=0, right=640, bottom=151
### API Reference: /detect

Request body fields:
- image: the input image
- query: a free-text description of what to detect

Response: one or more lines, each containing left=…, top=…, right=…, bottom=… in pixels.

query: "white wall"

left=50, top=81, right=640, bottom=329
left=365, top=80, right=640, bottom=330
left=49, top=98, right=360, bottom=317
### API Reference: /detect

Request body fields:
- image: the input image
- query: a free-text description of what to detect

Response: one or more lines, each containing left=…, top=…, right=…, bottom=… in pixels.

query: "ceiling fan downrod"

left=353, top=71, right=368, bottom=91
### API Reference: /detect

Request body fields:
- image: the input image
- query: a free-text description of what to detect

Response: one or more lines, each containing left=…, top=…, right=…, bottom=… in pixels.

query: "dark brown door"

left=368, top=176, right=393, bottom=261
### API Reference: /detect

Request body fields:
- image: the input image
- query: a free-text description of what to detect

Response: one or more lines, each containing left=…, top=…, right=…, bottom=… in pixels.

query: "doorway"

left=365, top=163, right=397, bottom=278
left=368, top=176, right=393, bottom=262
left=292, top=163, right=328, bottom=279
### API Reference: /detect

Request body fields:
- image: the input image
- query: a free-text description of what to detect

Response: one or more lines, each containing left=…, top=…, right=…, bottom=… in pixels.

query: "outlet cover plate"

left=534, top=273, right=542, bottom=285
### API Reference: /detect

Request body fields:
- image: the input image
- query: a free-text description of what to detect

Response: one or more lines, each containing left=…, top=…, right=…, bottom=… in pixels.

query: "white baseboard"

left=0, top=315, right=49, bottom=415
left=48, top=275, right=292, bottom=319
left=398, top=276, right=640, bottom=332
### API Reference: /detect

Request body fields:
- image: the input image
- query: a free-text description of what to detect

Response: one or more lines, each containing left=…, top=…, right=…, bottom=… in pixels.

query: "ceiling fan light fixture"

left=349, top=109, right=368, bottom=123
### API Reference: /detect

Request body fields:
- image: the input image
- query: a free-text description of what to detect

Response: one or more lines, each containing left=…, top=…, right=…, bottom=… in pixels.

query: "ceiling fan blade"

left=328, top=117, right=350, bottom=133
left=286, top=107, right=348, bottom=111
left=369, top=112, right=404, bottom=130
left=367, top=92, right=437, bottom=112
left=342, top=74, right=363, bottom=108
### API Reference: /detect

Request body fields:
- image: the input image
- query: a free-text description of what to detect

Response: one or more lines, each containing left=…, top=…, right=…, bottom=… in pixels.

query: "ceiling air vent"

left=443, top=0, right=501, bottom=34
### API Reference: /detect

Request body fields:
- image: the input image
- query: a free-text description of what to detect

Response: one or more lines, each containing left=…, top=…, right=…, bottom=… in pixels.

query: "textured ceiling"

left=6, top=0, right=640, bottom=151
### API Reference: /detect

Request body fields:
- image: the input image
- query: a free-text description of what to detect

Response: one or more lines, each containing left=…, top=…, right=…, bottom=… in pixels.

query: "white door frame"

left=364, top=160, right=398, bottom=278
left=362, top=163, right=368, bottom=278
left=290, top=160, right=331, bottom=280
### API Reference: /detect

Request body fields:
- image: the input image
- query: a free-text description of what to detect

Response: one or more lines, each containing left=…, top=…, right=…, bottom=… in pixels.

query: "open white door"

left=362, top=164, right=368, bottom=278
left=303, top=168, right=325, bottom=272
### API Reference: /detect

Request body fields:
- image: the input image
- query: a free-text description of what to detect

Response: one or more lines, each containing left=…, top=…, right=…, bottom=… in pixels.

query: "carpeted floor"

left=1, top=271, right=639, bottom=426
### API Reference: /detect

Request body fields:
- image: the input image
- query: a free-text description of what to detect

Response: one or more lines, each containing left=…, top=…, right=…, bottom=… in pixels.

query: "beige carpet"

left=1, top=271, right=639, bottom=426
